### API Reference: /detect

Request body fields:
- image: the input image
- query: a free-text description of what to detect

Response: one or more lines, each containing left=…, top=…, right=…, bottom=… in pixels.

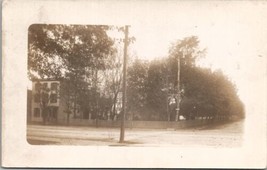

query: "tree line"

left=28, top=24, right=245, bottom=123
left=127, top=36, right=244, bottom=121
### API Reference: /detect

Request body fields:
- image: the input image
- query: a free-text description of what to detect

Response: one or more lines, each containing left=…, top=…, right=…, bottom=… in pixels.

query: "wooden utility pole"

left=166, top=76, right=170, bottom=121
left=175, top=52, right=181, bottom=121
left=119, top=25, right=129, bottom=143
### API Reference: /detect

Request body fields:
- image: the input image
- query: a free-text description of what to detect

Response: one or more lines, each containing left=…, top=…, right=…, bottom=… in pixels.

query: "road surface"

left=27, top=120, right=244, bottom=147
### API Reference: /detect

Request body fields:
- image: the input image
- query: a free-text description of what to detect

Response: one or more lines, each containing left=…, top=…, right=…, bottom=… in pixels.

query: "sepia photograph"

left=26, top=24, right=245, bottom=147
left=2, top=0, right=267, bottom=168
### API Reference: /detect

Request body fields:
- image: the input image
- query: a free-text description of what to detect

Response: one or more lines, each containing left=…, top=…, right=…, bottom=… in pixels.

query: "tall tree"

left=28, top=24, right=115, bottom=79
left=28, top=24, right=116, bottom=122
left=104, top=52, right=123, bottom=120
left=127, top=58, right=149, bottom=120
left=145, top=59, right=169, bottom=120
left=126, top=36, right=245, bottom=121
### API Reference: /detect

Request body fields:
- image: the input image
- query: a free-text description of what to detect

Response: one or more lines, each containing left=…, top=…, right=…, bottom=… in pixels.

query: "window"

left=42, top=83, right=48, bottom=89
left=51, top=83, right=58, bottom=91
left=35, top=83, right=41, bottom=91
left=34, top=93, right=40, bottom=103
left=42, top=93, right=49, bottom=102
left=50, top=94, right=57, bottom=103
left=34, top=108, right=40, bottom=117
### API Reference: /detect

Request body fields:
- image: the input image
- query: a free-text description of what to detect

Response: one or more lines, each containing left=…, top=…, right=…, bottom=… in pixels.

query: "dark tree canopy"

left=28, top=24, right=115, bottom=80
left=28, top=26, right=245, bottom=122
left=127, top=36, right=245, bottom=121
left=126, top=58, right=149, bottom=120
left=28, top=24, right=118, bottom=122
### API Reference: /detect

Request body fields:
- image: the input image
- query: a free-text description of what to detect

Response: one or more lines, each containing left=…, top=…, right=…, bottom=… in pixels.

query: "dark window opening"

left=42, top=93, right=49, bottom=103
left=42, top=83, right=48, bottom=89
left=51, top=83, right=58, bottom=91
left=50, top=94, right=57, bottom=103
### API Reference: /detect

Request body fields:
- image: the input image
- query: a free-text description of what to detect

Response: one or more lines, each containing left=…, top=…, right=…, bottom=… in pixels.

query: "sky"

left=26, top=1, right=267, bottom=114
left=122, top=1, right=267, bottom=110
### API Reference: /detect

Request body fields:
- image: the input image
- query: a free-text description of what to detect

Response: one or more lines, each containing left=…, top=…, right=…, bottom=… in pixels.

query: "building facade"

left=30, top=79, right=123, bottom=124
left=31, top=80, right=62, bottom=123
left=30, top=79, right=92, bottom=125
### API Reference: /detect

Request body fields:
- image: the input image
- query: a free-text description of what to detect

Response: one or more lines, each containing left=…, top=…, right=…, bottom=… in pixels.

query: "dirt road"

left=27, top=120, right=244, bottom=147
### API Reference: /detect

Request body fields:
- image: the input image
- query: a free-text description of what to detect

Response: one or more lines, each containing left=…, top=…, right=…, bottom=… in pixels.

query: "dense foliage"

left=28, top=24, right=119, bottom=123
left=126, top=36, right=245, bottom=121
left=28, top=25, right=245, bottom=122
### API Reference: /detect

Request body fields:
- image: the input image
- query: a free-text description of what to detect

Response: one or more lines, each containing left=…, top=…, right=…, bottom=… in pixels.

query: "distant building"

left=30, top=79, right=124, bottom=124
left=31, top=80, right=62, bottom=123
left=31, top=79, right=84, bottom=124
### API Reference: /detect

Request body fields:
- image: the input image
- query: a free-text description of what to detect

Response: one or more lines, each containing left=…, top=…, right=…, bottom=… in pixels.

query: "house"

left=31, top=80, right=62, bottom=123
left=31, top=79, right=84, bottom=124
left=30, top=79, right=122, bottom=124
